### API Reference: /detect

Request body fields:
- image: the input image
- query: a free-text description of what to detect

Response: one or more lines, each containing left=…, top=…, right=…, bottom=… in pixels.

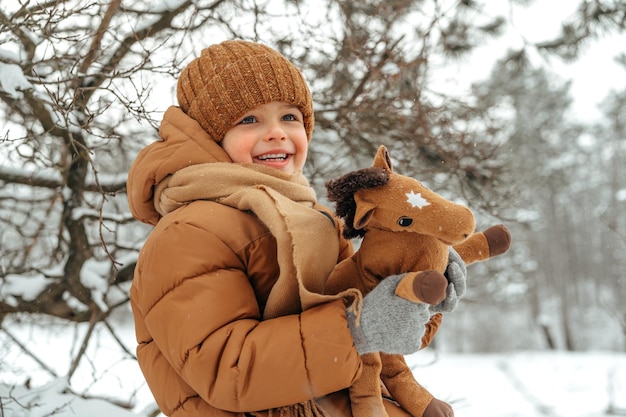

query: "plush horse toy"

left=324, top=145, right=511, bottom=417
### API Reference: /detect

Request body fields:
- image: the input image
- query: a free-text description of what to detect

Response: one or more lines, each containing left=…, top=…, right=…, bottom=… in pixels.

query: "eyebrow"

left=280, top=104, right=301, bottom=111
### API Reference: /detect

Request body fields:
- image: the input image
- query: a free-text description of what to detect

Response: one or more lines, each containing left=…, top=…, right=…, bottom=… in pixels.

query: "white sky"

left=434, top=0, right=626, bottom=122
left=0, top=1, right=623, bottom=124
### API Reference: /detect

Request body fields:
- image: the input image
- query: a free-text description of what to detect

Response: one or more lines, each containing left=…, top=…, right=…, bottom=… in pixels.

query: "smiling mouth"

left=257, top=153, right=288, bottom=161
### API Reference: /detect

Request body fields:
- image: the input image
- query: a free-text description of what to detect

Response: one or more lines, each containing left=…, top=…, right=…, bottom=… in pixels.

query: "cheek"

left=292, top=127, right=308, bottom=150
left=294, top=140, right=309, bottom=169
left=222, top=138, right=254, bottom=163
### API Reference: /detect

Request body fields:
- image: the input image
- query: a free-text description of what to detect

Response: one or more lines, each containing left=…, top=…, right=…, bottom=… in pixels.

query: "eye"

left=239, top=115, right=256, bottom=124
left=282, top=113, right=298, bottom=121
left=398, top=217, right=413, bottom=227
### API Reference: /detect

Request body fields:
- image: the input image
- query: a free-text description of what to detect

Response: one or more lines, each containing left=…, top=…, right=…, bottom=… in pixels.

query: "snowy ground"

left=407, top=350, right=626, bottom=417
left=2, top=347, right=625, bottom=417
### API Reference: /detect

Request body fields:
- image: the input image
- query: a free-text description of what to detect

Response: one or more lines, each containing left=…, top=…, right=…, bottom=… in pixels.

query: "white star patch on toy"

left=406, top=190, right=430, bottom=209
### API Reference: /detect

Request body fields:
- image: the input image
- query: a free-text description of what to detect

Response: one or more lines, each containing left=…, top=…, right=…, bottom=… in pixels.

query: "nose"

left=264, top=121, right=286, bottom=141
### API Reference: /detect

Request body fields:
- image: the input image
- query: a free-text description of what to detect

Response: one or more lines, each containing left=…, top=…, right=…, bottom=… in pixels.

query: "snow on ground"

left=0, top=378, right=143, bottom=417
left=1, top=315, right=625, bottom=416
left=1, top=348, right=625, bottom=417
left=406, top=350, right=626, bottom=417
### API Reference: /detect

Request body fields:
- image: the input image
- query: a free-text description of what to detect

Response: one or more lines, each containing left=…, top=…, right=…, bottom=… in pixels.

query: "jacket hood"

left=127, top=106, right=231, bottom=225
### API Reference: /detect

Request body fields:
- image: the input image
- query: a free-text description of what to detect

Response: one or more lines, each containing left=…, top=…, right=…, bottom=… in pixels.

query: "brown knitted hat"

left=177, top=40, right=314, bottom=142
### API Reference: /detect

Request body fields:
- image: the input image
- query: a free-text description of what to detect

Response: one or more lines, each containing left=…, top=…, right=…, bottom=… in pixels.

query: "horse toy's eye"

left=398, top=217, right=413, bottom=227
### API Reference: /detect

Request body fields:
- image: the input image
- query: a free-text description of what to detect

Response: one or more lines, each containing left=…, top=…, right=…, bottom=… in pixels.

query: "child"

left=127, top=40, right=466, bottom=417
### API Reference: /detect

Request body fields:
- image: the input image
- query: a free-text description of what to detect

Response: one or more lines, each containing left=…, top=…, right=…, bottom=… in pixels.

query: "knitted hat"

left=177, top=40, right=314, bottom=142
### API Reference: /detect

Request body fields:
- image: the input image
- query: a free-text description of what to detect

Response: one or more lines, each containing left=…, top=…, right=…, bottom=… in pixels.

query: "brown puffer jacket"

left=127, top=107, right=422, bottom=417
left=127, top=107, right=438, bottom=417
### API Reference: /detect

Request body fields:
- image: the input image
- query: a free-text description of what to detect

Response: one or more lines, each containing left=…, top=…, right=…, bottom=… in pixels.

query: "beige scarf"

left=155, top=162, right=360, bottom=319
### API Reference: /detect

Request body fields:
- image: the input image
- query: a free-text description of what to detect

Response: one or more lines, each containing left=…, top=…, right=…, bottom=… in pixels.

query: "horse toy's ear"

left=353, top=198, right=376, bottom=230
left=372, top=145, right=393, bottom=172
left=354, top=145, right=392, bottom=230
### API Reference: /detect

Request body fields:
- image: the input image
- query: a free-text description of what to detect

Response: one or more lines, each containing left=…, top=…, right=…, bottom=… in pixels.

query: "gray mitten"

left=346, top=274, right=431, bottom=355
left=430, top=247, right=467, bottom=313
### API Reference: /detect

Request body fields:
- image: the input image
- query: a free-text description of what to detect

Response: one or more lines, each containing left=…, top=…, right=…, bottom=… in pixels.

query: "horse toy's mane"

left=324, top=145, right=511, bottom=417
left=327, top=167, right=389, bottom=239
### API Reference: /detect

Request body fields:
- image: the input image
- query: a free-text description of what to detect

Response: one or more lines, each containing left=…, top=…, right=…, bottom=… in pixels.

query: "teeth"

left=258, top=153, right=287, bottom=160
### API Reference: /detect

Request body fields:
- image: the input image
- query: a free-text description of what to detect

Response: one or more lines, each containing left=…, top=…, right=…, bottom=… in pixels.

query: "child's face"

left=221, top=102, right=309, bottom=174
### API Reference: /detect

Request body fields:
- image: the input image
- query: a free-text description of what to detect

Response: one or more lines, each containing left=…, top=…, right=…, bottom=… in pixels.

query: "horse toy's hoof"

left=395, top=271, right=447, bottom=305
left=483, top=224, right=512, bottom=256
